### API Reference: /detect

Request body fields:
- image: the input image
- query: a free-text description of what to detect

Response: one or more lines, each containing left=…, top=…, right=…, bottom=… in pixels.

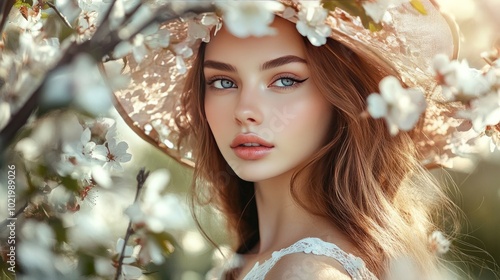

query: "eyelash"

left=270, top=75, right=308, bottom=89
left=205, top=75, right=308, bottom=90
left=206, top=76, right=235, bottom=90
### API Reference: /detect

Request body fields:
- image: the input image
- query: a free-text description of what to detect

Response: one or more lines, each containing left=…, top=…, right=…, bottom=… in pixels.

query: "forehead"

left=204, top=17, right=306, bottom=62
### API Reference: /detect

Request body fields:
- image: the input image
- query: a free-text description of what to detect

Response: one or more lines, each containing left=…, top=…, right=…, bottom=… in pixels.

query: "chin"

left=233, top=171, right=270, bottom=183
left=229, top=162, right=293, bottom=184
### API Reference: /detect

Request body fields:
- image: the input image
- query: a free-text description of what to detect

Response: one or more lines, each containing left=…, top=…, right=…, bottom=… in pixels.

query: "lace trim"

left=242, top=237, right=378, bottom=280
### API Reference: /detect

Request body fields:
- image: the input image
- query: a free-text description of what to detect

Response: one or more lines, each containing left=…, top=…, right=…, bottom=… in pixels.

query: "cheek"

left=204, top=98, right=218, bottom=134
left=204, top=96, right=230, bottom=139
left=285, top=96, right=332, bottom=146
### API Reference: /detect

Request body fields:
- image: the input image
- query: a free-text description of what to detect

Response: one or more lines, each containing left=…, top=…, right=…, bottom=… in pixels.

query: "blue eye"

left=276, top=78, right=295, bottom=87
left=210, top=79, right=236, bottom=89
left=271, top=77, right=308, bottom=88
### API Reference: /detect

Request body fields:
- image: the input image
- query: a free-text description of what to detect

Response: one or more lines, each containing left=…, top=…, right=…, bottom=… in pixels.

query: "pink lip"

left=231, top=134, right=274, bottom=160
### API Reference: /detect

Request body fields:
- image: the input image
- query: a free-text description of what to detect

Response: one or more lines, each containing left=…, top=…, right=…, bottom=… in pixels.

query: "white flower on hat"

left=172, top=42, right=194, bottom=74
left=188, top=13, right=220, bottom=43
left=113, top=22, right=170, bottom=63
left=485, top=125, right=500, bottom=152
left=362, top=0, right=408, bottom=24
left=296, top=5, right=331, bottom=46
left=217, top=0, right=285, bottom=38
left=367, top=76, right=426, bottom=135
left=457, top=91, right=500, bottom=133
left=433, top=54, right=492, bottom=101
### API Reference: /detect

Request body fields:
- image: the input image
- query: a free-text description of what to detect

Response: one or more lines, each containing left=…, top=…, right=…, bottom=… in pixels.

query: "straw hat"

left=111, top=0, right=459, bottom=168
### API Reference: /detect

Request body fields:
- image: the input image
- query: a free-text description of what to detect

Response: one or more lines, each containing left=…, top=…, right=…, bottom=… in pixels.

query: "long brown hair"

left=176, top=36, right=457, bottom=278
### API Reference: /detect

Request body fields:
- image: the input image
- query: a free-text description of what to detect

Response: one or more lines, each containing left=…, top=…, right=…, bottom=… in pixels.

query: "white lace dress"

left=206, top=237, right=378, bottom=280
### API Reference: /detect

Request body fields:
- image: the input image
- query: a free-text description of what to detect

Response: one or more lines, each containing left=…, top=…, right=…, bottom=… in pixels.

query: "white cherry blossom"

left=41, top=54, right=113, bottom=115
left=109, top=0, right=126, bottom=30
left=93, top=124, right=132, bottom=172
left=57, top=127, right=104, bottom=180
left=92, top=165, right=113, bottom=188
left=65, top=209, right=113, bottom=249
left=15, top=137, right=42, bottom=161
left=118, top=4, right=154, bottom=38
left=55, top=0, right=82, bottom=23
left=17, top=221, right=73, bottom=278
left=0, top=102, right=11, bottom=130
left=135, top=236, right=165, bottom=265
left=114, top=238, right=143, bottom=279
left=8, top=4, right=43, bottom=35
left=62, top=128, right=96, bottom=162
left=100, top=138, right=132, bottom=171
left=217, top=1, right=284, bottom=38
left=14, top=116, right=57, bottom=161
left=103, top=59, right=130, bottom=90
left=367, top=76, right=426, bottom=135
left=428, top=231, right=451, bottom=255
left=296, top=5, right=331, bottom=46
left=125, top=169, right=189, bottom=234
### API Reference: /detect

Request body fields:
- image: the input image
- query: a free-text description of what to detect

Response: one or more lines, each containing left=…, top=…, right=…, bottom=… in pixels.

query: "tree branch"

left=114, top=168, right=149, bottom=280
left=0, top=3, right=214, bottom=153
left=46, top=2, right=72, bottom=29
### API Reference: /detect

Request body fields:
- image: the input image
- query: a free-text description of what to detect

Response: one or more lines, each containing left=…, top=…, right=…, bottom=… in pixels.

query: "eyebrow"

left=203, top=60, right=237, bottom=72
left=261, top=55, right=307, bottom=70
left=203, top=55, right=307, bottom=72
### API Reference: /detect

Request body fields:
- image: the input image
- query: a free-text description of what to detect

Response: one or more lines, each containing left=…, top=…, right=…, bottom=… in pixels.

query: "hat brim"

left=110, top=0, right=459, bottom=168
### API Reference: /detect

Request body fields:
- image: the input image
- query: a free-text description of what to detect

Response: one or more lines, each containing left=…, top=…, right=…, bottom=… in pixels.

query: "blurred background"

left=86, top=0, right=500, bottom=279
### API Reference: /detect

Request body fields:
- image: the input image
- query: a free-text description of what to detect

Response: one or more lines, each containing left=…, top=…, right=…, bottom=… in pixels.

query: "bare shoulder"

left=265, top=253, right=352, bottom=280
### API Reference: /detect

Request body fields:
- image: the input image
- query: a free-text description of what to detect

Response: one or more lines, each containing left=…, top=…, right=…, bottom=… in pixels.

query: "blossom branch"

left=0, top=5, right=175, bottom=151
left=46, top=2, right=72, bottom=29
left=94, top=0, right=119, bottom=39
left=114, top=168, right=149, bottom=280
left=0, top=2, right=218, bottom=153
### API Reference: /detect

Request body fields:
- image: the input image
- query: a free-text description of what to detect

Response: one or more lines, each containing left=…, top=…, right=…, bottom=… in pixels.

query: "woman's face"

left=204, top=17, right=333, bottom=183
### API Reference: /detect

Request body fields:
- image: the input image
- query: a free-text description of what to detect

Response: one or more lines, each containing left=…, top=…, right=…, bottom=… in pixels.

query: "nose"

left=233, top=86, right=263, bottom=126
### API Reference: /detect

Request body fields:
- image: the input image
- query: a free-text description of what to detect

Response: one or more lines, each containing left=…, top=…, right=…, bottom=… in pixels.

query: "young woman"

left=112, top=1, right=463, bottom=279
left=178, top=14, right=453, bottom=280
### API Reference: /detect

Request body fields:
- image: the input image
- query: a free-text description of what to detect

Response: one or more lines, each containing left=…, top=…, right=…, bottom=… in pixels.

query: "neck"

left=253, top=170, right=336, bottom=254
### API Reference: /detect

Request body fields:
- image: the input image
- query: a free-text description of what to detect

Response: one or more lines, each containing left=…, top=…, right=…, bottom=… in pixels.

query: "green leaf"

left=151, top=232, right=178, bottom=257
left=60, top=176, right=80, bottom=192
left=368, top=21, right=383, bottom=32
left=322, top=0, right=362, bottom=15
left=14, top=0, right=31, bottom=8
left=3, top=28, right=20, bottom=51
left=410, top=0, right=427, bottom=15
left=77, top=252, right=98, bottom=277
left=48, top=217, right=67, bottom=244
